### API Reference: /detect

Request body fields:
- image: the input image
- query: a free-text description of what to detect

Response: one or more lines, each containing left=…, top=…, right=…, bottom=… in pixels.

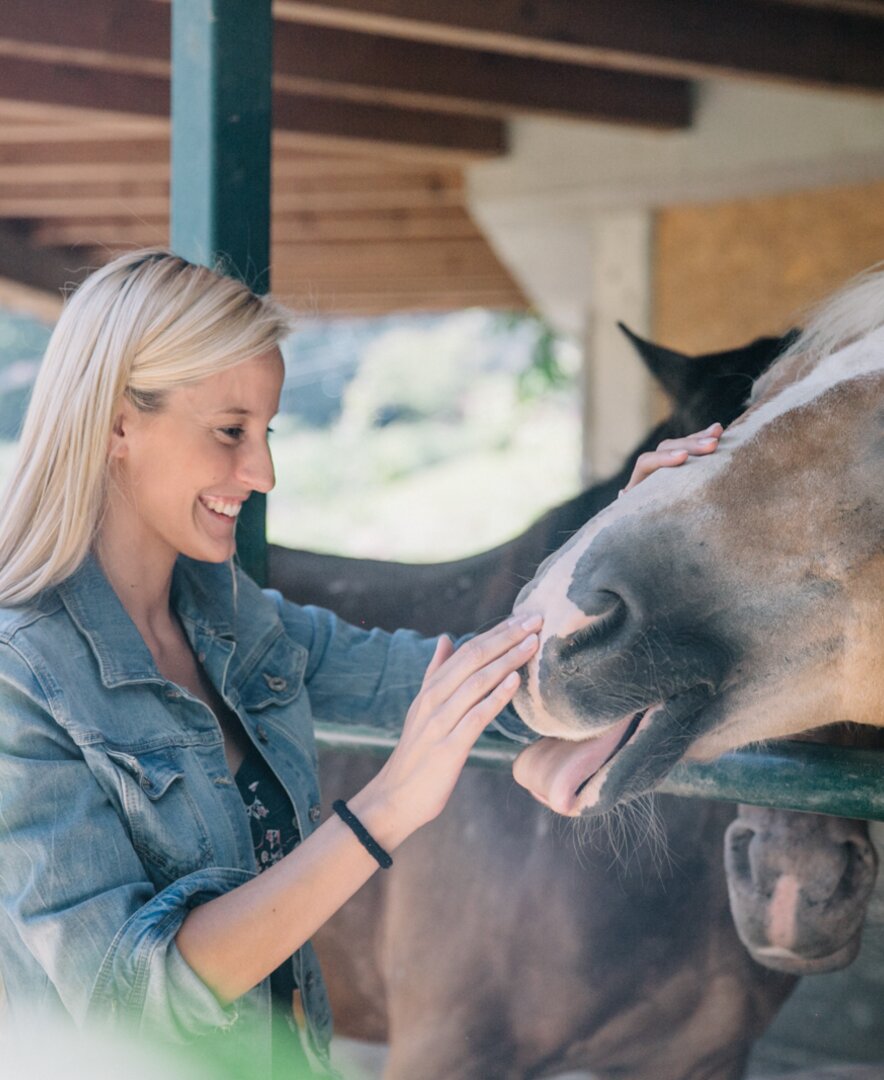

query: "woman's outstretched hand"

left=620, top=422, right=723, bottom=495
left=353, top=615, right=542, bottom=847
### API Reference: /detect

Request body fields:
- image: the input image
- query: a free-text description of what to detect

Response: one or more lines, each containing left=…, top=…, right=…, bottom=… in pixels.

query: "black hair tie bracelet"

left=332, top=799, right=393, bottom=869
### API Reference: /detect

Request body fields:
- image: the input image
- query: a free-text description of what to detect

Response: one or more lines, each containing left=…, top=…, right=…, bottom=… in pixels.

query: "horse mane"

left=750, top=263, right=884, bottom=403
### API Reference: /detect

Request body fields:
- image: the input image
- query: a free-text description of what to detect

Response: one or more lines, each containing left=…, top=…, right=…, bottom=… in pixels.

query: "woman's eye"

left=218, top=426, right=245, bottom=442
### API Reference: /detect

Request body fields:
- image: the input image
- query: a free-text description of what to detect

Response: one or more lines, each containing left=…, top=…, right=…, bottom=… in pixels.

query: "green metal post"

left=170, top=0, right=273, bottom=585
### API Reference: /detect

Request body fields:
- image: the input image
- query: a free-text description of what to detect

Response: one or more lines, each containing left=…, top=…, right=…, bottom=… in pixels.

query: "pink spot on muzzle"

left=765, top=875, right=801, bottom=950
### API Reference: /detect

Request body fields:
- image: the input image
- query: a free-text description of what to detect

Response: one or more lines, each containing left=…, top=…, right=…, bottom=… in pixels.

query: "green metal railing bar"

left=170, top=0, right=273, bottom=586
left=314, top=722, right=884, bottom=821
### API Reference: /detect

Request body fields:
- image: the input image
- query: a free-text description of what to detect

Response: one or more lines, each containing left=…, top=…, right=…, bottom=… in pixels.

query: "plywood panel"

left=654, top=180, right=884, bottom=353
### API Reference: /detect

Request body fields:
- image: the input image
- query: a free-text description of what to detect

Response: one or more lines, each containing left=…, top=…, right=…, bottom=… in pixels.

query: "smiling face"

left=104, top=349, right=284, bottom=569
left=511, top=329, right=884, bottom=817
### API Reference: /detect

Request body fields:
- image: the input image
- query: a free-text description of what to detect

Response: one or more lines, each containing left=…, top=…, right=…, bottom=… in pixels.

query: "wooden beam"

left=0, top=117, right=166, bottom=143
left=275, top=0, right=884, bottom=93
left=0, top=0, right=690, bottom=130
left=272, top=23, right=690, bottom=129
left=270, top=242, right=517, bottom=287
left=0, top=54, right=505, bottom=157
left=0, top=168, right=465, bottom=218
left=55, top=239, right=509, bottom=279
left=766, top=0, right=884, bottom=16
left=272, top=93, right=505, bottom=156
left=34, top=207, right=482, bottom=246
left=0, top=137, right=424, bottom=178
left=0, top=138, right=170, bottom=168
left=274, top=286, right=528, bottom=315
left=0, top=0, right=169, bottom=76
left=0, top=166, right=462, bottom=198
left=0, top=180, right=168, bottom=200
left=32, top=222, right=170, bottom=247
left=0, top=156, right=446, bottom=185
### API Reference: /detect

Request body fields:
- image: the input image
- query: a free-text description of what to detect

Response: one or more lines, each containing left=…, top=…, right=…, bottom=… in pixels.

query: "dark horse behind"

left=269, top=329, right=876, bottom=1080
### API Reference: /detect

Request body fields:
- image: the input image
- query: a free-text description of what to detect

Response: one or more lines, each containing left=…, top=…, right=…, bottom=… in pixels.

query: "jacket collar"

left=57, top=554, right=239, bottom=689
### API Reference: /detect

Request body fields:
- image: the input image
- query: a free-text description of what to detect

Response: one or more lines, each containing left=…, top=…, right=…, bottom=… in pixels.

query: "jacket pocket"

left=101, top=745, right=215, bottom=885
left=238, top=635, right=317, bottom=769
left=239, top=634, right=308, bottom=712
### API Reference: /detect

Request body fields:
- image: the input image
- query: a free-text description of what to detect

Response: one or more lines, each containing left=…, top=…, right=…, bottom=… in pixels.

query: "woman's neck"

left=94, top=513, right=178, bottom=649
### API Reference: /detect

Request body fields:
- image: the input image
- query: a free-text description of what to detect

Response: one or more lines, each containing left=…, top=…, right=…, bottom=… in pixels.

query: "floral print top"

left=236, top=746, right=301, bottom=872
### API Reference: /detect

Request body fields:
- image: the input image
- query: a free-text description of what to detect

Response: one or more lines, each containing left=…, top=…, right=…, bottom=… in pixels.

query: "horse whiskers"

left=572, top=793, right=673, bottom=880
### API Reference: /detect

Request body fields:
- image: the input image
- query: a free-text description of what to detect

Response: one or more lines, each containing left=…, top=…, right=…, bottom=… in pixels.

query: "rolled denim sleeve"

left=267, top=591, right=536, bottom=743
left=0, top=648, right=254, bottom=1040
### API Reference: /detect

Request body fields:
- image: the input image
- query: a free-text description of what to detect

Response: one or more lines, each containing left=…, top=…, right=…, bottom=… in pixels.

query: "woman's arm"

left=175, top=614, right=540, bottom=1004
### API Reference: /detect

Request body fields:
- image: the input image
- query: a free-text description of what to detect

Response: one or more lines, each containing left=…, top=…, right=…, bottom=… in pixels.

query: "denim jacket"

left=0, top=554, right=530, bottom=1075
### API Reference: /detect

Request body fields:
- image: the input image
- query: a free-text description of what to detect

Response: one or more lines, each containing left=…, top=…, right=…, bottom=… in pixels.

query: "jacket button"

left=263, top=674, right=287, bottom=692
left=308, top=803, right=321, bottom=823
left=255, top=724, right=269, bottom=743
left=198, top=651, right=207, bottom=663
left=140, top=776, right=153, bottom=791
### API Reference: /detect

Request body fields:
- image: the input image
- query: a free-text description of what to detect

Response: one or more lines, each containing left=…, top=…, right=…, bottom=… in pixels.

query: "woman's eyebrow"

left=210, top=406, right=251, bottom=416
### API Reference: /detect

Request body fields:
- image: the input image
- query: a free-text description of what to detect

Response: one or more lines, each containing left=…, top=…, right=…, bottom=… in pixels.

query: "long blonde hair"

left=0, top=249, right=293, bottom=606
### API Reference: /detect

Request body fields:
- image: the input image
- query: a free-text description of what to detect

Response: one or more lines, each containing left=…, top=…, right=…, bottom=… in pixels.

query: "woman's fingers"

left=622, top=422, right=723, bottom=494
left=440, top=635, right=536, bottom=732
left=422, top=634, right=455, bottom=684
left=456, top=669, right=522, bottom=744
left=420, top=614, right=541, bottom=708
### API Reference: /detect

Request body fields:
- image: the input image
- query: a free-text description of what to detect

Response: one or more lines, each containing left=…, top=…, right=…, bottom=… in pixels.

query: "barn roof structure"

left=2, top=0, right=884, bottom=318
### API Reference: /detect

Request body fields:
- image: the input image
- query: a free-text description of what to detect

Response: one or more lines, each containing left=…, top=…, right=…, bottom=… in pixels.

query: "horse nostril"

left=724, top=824, right=755, bottom=886
left=559, top=591, right=628, bottom=657
left=579, top=589, right=623, bottom=618
left=835, top=838, right=877, bottom=903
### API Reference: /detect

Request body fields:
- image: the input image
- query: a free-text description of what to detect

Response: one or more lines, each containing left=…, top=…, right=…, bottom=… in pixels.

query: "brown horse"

left=269, top=328, right=874, bottom=1078
left=511, top=273, right=884, bottom=831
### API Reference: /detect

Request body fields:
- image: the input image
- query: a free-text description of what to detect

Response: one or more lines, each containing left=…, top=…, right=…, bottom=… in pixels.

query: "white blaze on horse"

left=512, top=270, right=884, bottom=818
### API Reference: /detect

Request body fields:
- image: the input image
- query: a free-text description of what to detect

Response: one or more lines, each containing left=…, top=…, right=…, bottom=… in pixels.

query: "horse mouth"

left=514, top=703, right=664, bottom=816
left=514, top=686, right=713, bottom=817
left=574, top=708, right=647, bottom=797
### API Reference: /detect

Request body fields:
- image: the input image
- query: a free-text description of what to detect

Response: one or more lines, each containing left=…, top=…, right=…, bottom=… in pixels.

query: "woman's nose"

left=237, top=438, right=276, bottom=494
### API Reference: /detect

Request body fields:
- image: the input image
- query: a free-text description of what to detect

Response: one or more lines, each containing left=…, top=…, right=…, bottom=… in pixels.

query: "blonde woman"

left=0, top=249, right=719, bottom=1075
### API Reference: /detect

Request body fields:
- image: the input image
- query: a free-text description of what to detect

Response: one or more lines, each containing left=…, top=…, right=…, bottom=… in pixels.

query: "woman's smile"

left=199, top=496, right=245, bottom=521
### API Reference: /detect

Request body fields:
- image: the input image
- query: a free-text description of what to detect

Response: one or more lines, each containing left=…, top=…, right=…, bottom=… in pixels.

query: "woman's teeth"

left=202, top=497, right=242, bottom=518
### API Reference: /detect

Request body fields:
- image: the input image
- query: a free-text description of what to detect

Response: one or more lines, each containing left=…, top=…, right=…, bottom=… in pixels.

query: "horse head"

left=511, top=272, right=884, bottom=820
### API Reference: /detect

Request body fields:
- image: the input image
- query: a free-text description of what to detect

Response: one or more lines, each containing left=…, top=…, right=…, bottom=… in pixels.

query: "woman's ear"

left=107, top=397, right=137, bottom=461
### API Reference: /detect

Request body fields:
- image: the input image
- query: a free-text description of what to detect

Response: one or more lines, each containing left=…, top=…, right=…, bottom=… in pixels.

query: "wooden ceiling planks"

left=0, top=0, right=693, bottom=129
left=1, top=0, right=882, bottom=315
left=274, top=0, right=884, bottom=93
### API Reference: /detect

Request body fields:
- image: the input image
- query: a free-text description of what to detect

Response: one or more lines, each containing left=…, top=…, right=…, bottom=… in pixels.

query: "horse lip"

left=749, top=935, right=863, bottom=974
left=574, top=708, right=647, bottom=796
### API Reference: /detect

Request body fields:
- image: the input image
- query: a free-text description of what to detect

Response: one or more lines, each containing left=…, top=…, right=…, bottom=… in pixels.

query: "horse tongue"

left=513, top=715, right=635, bottom=817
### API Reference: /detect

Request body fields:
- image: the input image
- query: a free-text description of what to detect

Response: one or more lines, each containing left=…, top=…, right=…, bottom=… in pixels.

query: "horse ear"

left=617, top=323, right=693, bottom=403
